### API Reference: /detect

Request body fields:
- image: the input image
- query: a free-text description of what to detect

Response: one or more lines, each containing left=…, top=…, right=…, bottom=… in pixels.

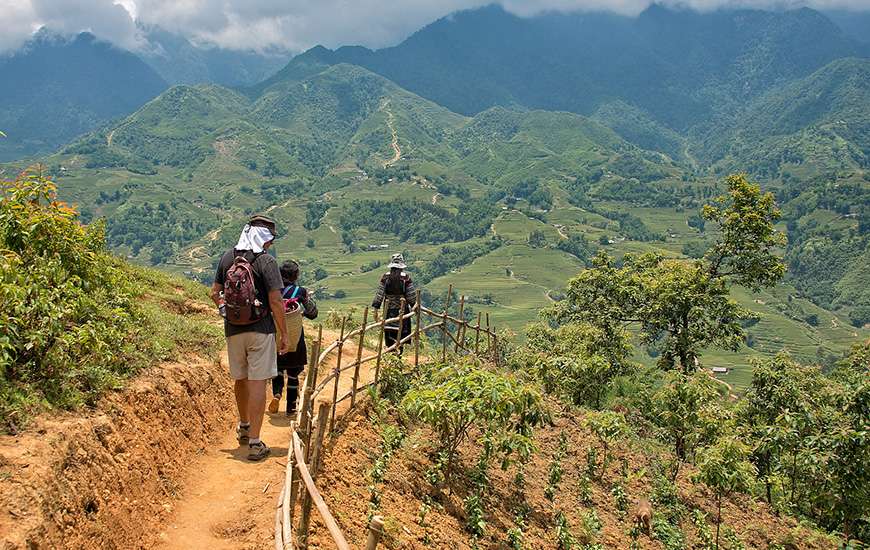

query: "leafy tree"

left=694, top=437, right=756, bottom=549
left=549, top=174, right=784, bottom=372
left=515, top=322, right=634, bottom=409
left=528, top=230, right=547, bottom=248
left=649, top=371, right=725, bottom=462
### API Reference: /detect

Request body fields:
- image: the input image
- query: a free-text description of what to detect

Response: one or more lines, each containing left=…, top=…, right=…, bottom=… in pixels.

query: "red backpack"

left=223, top=253, right=267, bottom=325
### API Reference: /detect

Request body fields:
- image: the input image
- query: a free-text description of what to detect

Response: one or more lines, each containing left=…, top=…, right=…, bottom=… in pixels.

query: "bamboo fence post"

left=365, top=515, right=385, bottom=550
left=299, top=325, right=322, bottom=450
left=454, top=295, right=465, bottom=354
left=441, top=309, right=449, bottom=363
left=330, top=317, right=346, bottom=433
left=474, top=312, right=482, bottom=355
left=298, top=400, right=331, bottom=547
left=351, top=307, right=369, bottom=408
left=373, top=315, right=386, bottom=385
left=282, top=421, right=296, bottom=545
left=441, top=285, right=453, bottom=362
left=413, top=290, right=421, bottom=369
left=288, top=427, right=300, bottom=523
left=485, top=313, right=492, bottom=358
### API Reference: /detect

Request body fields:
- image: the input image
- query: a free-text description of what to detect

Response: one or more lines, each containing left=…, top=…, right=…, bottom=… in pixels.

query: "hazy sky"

left=1, top=0, right=868, bottom=53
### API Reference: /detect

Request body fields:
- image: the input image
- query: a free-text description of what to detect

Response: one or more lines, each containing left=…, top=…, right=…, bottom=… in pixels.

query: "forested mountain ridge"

left=0, top=31, right=168, bottom=162
left=10, top=57, right=864, bottom=383
left=282, top=5, right=867, bottom=128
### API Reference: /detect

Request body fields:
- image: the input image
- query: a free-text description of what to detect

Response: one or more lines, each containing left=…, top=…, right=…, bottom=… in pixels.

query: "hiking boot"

left=236, top=424, right=250, bottom=445
left=286, top=405, right=297, bottom=417
left=268, top=395, right=280, bottom=414
left=248, top=440, right=271, bottom=461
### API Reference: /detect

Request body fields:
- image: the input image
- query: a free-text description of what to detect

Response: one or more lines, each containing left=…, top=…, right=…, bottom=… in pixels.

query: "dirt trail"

left=154, top=327, right=376, bottom=549
left=382, top=101, right=402, bottom=167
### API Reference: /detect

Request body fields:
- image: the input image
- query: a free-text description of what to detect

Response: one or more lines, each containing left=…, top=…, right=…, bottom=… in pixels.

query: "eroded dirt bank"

left=0, top=355, right=235, bottom=549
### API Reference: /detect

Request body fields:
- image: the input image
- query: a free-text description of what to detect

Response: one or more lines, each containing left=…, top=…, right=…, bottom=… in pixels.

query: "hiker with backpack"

left=371, top=253, right=416, bottom=355
left=269, top=260, right=318, bottom=417
left=211, top=215, right=289, bottom=461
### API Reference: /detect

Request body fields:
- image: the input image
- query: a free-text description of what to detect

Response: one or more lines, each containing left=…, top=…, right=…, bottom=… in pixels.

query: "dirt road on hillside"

left=154, top=327, right=374, bottom=549
left=383, top=101, right=402, bottom=167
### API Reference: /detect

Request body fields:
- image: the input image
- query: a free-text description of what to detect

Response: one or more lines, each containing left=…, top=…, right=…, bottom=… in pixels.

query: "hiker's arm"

left=405, top=278, right=416, bottom=307
left=210, top=283, right=223, bottom=306
left=269, top=289, right=289, bottom=354
left=371, top=278, right=385, bottom=309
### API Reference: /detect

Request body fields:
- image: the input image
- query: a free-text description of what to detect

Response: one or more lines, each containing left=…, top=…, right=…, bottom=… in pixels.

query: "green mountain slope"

left=12, top=61, right=864, bottom=386
left=0, top=31, right=167, bottom=162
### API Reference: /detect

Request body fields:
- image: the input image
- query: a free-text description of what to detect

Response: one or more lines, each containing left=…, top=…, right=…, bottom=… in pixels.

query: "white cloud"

left=1, top=0, right=869, bottom=53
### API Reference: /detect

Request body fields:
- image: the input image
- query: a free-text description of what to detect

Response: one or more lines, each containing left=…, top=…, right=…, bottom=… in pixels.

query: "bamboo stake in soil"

left=282, top=421, right=296, bottom=545
left=298, top=401, right=331, bottom=547
left=373, top=314, right=386, bottom=385
left=299, top=326, right=322, bottom=451
left=330, top=317, right=346, bottom=433
left=413, top=290, right=421, bottom=368
left=485, top=313, right=492, bottom=358
left=454, top=295, right=465, bottom=354
left=474, top=312, right=482, bottom=355
left=351, top=307, right=369, bottom=408
left=365, top=515, right=385, bottom=550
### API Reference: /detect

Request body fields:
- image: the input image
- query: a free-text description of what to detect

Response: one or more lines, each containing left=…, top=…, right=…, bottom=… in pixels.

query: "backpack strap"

left=283, top=285, right=300, bottom=300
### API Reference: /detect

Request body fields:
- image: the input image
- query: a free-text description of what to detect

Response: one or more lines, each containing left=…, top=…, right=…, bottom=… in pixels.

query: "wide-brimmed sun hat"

left=248, top=214, right=277, bottom=237
left=387, top=253, right=407, bottom=269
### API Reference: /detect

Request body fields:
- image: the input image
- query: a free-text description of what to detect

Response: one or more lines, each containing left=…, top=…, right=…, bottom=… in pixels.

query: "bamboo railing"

left=275, top=289, right=500, bottom=549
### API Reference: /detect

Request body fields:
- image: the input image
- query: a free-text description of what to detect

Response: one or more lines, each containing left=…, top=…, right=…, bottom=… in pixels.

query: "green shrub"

left=0, top=169, right=218, bottom=432
left=401, top=359, right=548, bottom=468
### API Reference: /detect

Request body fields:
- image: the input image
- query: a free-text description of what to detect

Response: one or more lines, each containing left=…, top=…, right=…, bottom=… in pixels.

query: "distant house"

left=711, top=367, right=728, bottom=374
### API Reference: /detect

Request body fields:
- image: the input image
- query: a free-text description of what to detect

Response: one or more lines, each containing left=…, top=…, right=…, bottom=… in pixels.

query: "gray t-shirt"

left=215, top=249, right=283, bottom=337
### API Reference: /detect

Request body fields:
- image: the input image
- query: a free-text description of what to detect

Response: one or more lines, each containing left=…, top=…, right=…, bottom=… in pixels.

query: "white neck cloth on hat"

left=235, top=224, right=274, bottom=254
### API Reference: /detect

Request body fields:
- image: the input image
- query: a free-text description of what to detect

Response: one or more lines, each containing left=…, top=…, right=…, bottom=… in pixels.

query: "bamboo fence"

left=274, top=289, right=500, bottom=549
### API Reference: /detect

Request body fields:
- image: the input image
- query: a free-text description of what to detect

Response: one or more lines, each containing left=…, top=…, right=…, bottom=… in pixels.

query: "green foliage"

left=555, top=511, right=577, bottom=550
left=401, top=359, right=547, bottom=467
left=551, top=174, right=784, bottom=372
left=702, top=174, right=787, bottom=290
left=0, top=170, right=218, bottom=432
left=340, top=198, right=496, bottom=244
left=695, top=437, right=756, bottom=549
left=584, top=411, right=627, bottom=480
left=303, top=201, right=330, bottom=230
left=516, top=321, right=633, bottom=409
left=648, top=371, right=725, bottom=462
left=611, top=482, right=629, bottom=515
left=545, top=433, right=568, bottom=501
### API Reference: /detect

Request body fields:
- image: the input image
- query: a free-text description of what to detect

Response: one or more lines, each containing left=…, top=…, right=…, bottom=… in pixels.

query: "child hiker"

left=269, top=260, right=318, bottom=416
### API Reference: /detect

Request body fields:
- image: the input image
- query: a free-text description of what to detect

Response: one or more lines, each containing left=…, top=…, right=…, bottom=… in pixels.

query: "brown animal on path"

left=634, top=497, right=652, bottom=535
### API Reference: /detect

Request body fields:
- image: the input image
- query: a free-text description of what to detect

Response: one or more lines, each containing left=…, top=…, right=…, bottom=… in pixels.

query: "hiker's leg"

left=246, top=332, right=278, bottom=440
left=272, top=372, right=284, bottom=398
left=286, top=366, right=303, bottom=412
left=234, top=379, right=249, bottom=424
left=246, top=378, right=268, bottom=439
left=227, top=334, right=251, bottom=423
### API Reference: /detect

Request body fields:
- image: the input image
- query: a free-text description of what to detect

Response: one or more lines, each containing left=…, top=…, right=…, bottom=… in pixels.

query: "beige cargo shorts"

left=227, top=331, right=278, bottom=381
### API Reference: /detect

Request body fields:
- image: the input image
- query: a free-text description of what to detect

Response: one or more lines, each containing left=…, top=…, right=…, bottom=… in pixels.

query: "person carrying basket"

left=269, top=260, right=318, bottom=416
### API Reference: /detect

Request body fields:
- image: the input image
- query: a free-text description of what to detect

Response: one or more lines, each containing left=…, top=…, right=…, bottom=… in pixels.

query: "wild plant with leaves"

left=584, top=410, right=627, bottom=481
left=1, top=169, right=147, bottom=431
left=401, top=359, right=547, bottom=471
